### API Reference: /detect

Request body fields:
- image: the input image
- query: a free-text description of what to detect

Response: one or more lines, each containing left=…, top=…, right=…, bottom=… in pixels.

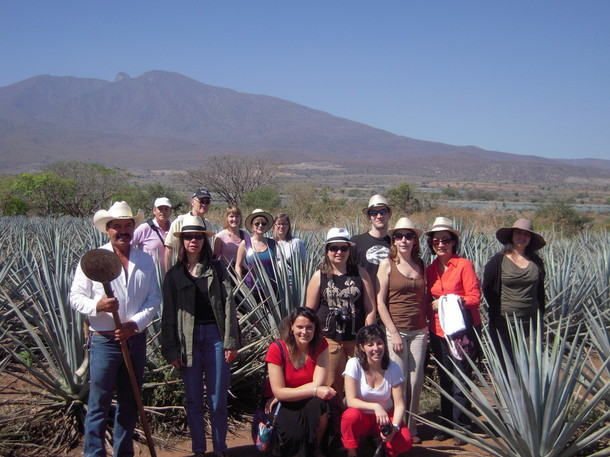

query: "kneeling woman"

left=341, top=325, right=413, bottom=457
left=265, top=307, right=336, bottom=457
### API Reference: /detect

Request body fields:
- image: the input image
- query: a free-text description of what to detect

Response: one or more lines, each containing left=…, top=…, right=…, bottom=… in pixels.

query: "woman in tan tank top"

left=376, top=217, right=428, bottom=443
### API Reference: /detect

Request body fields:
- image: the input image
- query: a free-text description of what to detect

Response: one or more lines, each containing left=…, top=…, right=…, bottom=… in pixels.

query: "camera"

left=331, top=306, right=352, bottom=322
left=380, top=425, right=393, bottom=436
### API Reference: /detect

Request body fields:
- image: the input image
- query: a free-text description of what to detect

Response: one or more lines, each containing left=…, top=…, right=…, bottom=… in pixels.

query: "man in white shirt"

left=70, top=201, right=161, bottom=457
left=164, top=188, right=212, bottom=271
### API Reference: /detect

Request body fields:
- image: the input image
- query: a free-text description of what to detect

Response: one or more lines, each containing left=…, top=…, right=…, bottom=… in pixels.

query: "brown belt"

left=92, top=330, right=116, bottom=335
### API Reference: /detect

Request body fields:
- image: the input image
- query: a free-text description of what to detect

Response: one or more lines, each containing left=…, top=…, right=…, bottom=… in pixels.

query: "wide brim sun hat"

left=93, top=201, right=145, bottom=233
left=388, top=217, right=423, bottom=238
left=425, top=216, right=461, bottom=238
left=173, top=215, right=214, bottom=238
left=325, top=227, right=356, bottom=246
left=245, top=209, right=274, bottom=232
left=496, top=218, right=546, bottom=251
left=362, top=194, right=391, bottom=215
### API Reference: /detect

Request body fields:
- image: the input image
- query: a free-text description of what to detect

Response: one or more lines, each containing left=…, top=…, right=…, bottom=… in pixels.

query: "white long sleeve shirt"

left=70, top=243, right=161, bottom=332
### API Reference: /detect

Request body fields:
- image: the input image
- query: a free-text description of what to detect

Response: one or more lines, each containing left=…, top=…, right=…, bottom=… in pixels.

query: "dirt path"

left=65, top=421, right=485, bottom=457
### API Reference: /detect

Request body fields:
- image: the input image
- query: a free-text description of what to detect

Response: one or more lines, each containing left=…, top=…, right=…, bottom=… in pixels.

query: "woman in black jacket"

left=483, top=218, right=546, bottom=362
left=162, top=215, right=239, bottom=457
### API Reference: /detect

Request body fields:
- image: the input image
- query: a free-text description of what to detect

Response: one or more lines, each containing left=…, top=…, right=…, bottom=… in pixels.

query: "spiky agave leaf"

left=418, top=318, right=610, bottom=457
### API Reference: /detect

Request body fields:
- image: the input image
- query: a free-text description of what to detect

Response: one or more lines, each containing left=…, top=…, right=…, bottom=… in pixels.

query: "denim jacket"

left=162, top=260, right=239, bottom=367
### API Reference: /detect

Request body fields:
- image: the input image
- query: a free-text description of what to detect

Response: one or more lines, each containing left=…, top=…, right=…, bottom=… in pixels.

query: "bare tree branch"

left=187, top=154, right=280, bottom=205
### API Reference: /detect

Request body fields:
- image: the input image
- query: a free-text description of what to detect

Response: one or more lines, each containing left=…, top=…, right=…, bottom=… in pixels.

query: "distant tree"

left=12, top=162, right=129, bottom=217
left=118, top=183, right=189, bottom=218
left=186, top=155, right=280, bottom=205
left=535, top=199, right=593, bottom=236
left=441, top=186, right=461, bottom=199
left=387, top=182, right=422, bottom=214
left=0, top=175, right=28, bottom=215
left=241, top=186, right=281, bottom=211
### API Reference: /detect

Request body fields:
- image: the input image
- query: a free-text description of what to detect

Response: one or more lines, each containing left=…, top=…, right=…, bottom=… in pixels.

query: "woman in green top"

left=483, top=218, right=546, bottom=362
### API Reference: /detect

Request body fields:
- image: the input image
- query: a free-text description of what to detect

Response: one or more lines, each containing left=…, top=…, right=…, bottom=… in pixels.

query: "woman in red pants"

left=341, top=325, right=413, bottom=457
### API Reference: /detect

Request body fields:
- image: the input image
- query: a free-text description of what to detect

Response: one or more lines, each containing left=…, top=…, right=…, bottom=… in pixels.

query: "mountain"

left=0, top=70, right=608, bottom=181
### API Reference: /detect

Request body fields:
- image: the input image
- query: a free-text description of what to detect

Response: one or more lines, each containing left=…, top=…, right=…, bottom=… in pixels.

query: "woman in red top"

left=265, top=307, right=336, bottom=457
left=425, top=217, right=480, bottom=446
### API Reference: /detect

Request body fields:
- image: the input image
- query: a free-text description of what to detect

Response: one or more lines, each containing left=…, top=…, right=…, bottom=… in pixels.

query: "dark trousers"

left=429, top=332, right=473, bottom=430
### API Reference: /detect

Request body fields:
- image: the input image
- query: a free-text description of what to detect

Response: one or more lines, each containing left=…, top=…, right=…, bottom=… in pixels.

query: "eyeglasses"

left=393, top=232, right=416, bottom=241
left=328, top=245, right=350, bottom=253
left=198, top=198, right=211, bottom=205
left=432, top=237, right=453, bottom=246
left=254, top=221, right=268, bottom=227
left=369, top=208, right=390, bottom=217
left=183, top=234, right=204, bottom=241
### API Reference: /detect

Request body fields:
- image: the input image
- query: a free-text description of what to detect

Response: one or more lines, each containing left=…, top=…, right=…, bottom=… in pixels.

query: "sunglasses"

left=369, top=208, right=390, bottom=217
left=393, top=232, right=416, bottom=241
left=254, top=221, right=268, bottom=227
left=328, top=245, right=350, bottom=253
left=198, top=198, right=211, bottom=205
left=183, top=234, right=204, bottom=241
left=432, top=237, right=453, bottom=246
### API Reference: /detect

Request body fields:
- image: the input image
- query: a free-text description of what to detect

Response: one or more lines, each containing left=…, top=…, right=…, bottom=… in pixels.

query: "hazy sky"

left=2, top=1, right=609, bottom=160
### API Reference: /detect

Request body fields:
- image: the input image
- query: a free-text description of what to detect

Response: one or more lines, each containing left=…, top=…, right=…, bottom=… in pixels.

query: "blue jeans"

left=85, top=333, right=146, bottom=457
left=182, top=324, right=230, bottom=453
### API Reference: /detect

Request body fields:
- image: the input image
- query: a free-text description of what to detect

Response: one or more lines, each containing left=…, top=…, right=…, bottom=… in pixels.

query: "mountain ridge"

left=0, top=70, right=608, bottom=180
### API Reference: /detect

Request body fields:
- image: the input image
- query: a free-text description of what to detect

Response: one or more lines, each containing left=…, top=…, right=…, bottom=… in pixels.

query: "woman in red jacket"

left=425, top=217, right=480, bottom=446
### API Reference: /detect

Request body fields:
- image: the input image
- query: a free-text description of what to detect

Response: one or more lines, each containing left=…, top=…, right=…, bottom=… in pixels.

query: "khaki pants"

left=324, top=337, right=356, bottom=435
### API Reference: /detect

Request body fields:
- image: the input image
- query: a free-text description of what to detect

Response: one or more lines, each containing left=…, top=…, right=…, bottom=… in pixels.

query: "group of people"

left=69, top=189, right=547, bottom=457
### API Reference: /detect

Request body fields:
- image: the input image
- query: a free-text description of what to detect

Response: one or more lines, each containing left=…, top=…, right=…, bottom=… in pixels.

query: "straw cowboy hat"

left=172, top=215, right=214, bottom=238
left=325, top=227, right=356, bottom=246
left=244, top=209, right=274, bottom=232
left=425, top=216, right=461, bottom=238
left=93, top=201, right=145, bottom=233
left=362, top=194, right=392, bottom=215
left=388, top=217, right=423, bottom=238
left=496, top=218, right=546, bottom=251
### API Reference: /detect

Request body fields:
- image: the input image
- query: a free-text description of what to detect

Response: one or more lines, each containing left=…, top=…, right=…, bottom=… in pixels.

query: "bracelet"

left=392, top=424, right=400, bottom=432
left=313, top=386, right=318, bottom=397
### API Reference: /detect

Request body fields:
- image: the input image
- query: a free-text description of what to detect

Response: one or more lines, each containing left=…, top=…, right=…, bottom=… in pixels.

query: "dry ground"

left=64, top=420, right=486, bottom=457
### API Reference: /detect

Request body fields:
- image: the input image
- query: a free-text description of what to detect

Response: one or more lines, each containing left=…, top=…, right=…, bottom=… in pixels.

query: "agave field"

left=0, top=216, right=608, bottom=456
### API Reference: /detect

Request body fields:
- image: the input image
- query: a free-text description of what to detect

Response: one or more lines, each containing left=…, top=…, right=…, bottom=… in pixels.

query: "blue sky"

left=2, top=1, right=609, bottom=160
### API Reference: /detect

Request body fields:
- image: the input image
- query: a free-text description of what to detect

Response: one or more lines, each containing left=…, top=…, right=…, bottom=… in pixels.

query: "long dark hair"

left=176, top=233, right=213, bottom=266
left=279, top=307, right=322, bottom=356
left=389, top=230, right=424, bottom=272
left=319, top=245, right=358, bottom=278
left=355, top=324, right=390, bottom=371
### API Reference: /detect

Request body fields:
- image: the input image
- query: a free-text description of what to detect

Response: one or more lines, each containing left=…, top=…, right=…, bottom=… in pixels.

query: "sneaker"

left=433, top=432, right=448, bottom=441
left=411, top=435, right=422, bottom=444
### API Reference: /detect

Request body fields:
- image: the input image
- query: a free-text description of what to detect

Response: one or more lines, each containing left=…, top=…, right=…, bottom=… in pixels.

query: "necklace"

left=292, top=351, right=308, bottom=369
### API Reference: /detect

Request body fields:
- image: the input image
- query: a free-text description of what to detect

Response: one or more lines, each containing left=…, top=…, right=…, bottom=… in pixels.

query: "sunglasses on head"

left=183, top=233, right=204, bottom=241
left=369, top=208, right=390, bottom=217
left=393, top=232, right=416, bottom=241
left=328, top=245, right=350, bottom=253
left=432, top=237, right=453, bottom=246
